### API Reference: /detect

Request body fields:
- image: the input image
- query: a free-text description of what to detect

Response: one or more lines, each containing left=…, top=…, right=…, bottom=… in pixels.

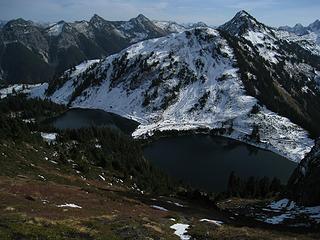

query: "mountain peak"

left=278, top=22, right=309, bottom=36
left=219, top=10, right=266, bottom=36
left=57, top=20, right=66, bottom=25
left=90, top=14, right=106, bottom=23
left=132, top=14, right=151, bottom=24
left=310, top=19, right=320, bottom=26
left=90, top=14, right=110, bottom=28
left=309, top=19, right=320, bottom=32
left=183, top=21, right=208, bottom=29
left=46, top=21, right=66, bottom=36
left=291, top=23, right=309, bottom=35
left=234, top=10, right=252, bottom=19
left=136, top=14, right=148, bottom=21
left=294, top=23, right=304, bottom=28
left=5, top=18, right=33, bottom=27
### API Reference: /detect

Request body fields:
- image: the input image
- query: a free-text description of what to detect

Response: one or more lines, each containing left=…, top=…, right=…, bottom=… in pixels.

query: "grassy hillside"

left=0, top=95, right=319, bottom=239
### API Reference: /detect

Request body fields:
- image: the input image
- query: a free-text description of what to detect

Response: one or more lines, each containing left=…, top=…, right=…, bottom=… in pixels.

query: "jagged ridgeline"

left=42, top=11, right=320, bottom=162
left=0, top=14, right=168, bottom=84
left=219, top=11, right=320, bottom=137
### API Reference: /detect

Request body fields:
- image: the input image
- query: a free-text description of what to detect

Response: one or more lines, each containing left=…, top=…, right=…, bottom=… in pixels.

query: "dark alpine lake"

left=51, top=108, right=297, bottom=192
left=47, top=108, right=139, bottom=135
left=143, top=135, right=297, bottom=192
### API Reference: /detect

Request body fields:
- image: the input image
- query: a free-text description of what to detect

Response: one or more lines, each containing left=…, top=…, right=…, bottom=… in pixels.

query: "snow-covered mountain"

left=0, top=14, right=168, bottom=84
left=87, top=14, right=167, bottom=45
left=279, top=24, right=309, bottom=36
left=31, top=10, right=320, bottom=162
left=181, top=21, right=209, bottom=29
left=218, top=11, right=320, bottom=139
left=153, top=20, right=187, bottom=33
left=279, top=20, right=320, bottom=36
left=276, top=30, right=320, bottom=56
left=153, top=20, right=209, bottom=33
left=278, top=20, right=320, bottom=55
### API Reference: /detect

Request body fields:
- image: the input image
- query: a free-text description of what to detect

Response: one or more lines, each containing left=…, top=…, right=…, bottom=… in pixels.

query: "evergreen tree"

left=270, top=177, right=282, bottom=194
left=258, top=177, right=271, bottom=198
left=245, top=176, right=257, bottom=197
left=227, top=171, right=240, bottom=197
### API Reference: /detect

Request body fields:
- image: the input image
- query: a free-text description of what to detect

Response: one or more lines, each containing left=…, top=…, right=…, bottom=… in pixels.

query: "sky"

left=0, top=0, right=319, bottom=27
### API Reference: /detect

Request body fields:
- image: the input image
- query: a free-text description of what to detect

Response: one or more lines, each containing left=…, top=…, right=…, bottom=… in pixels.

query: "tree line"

left=227, top=171, right=283, bottom=198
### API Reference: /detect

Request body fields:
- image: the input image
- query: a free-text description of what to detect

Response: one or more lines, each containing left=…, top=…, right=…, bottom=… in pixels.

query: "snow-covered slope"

left=277, top=20, right=320, bottom=56
left=219, top=11, right=320, bottom=142
left=153, top=20, right=209, bottom=33
left=220, top=10, right=280, bottom=63
left=153, top=20, right=186, bottom=33
left=279, top=24, right=309, bottom=36
left=46, top=21, right=65, bottom=36
left=31, top=27, right=315, bottom=162
left=1, top=84, right=45, bottom=99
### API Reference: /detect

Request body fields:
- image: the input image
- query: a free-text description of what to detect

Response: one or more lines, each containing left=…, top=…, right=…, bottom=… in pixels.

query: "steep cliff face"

left=288, top=139, right=320, bottom=205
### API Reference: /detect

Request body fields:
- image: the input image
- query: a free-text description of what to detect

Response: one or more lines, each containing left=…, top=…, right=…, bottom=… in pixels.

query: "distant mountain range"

left=278, top=20, right=320, bottom=56
left=0, top=15, right=211, bottom=85
left=279, top=20, right=320, bottom=36
left=0, top=14, right=169, bottom=84
left=3, top=12, right=320, bottom=86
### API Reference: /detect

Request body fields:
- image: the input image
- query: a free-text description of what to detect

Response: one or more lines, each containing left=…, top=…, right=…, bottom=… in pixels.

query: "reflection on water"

left=143, top=134, right=297, bottom=192
left=48, top=108, right=139, bottom=135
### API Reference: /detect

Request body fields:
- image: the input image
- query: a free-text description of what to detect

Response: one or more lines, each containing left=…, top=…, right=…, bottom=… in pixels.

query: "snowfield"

left=0, top=84, right=45, bottom=99
left=30, top=27, right=315, bottom=162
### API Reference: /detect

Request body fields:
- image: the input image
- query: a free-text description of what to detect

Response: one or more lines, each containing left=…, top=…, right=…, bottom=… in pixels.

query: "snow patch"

left=200, top=219, right=224, bottom=226
left=99, top=175, right=106, bottom=181
left=40, top=133, right=58, bottom=144
left=47, top=22, right=64, bottom=36
left=258, top=199, right=320, bottom=225
left=170, top=223, right=190, bottom=240
left=269, top=198, right=290, bottom=210
left=151, top=205, right=168, bottom=212
left=57, top=203, right=82, bottom=209
left=264, top=213, right=294, bottom=225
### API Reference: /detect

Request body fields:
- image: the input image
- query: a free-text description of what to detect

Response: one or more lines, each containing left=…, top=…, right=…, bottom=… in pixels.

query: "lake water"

left=50, top=109, right=297, bottom=192
left=47, top=108, right=139, bottom=135
left=143, top=134, right=297, bottom=192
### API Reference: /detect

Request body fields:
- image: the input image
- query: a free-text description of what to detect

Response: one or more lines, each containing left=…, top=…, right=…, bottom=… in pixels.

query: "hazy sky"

left=0, top=0, right=319, bottom=27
